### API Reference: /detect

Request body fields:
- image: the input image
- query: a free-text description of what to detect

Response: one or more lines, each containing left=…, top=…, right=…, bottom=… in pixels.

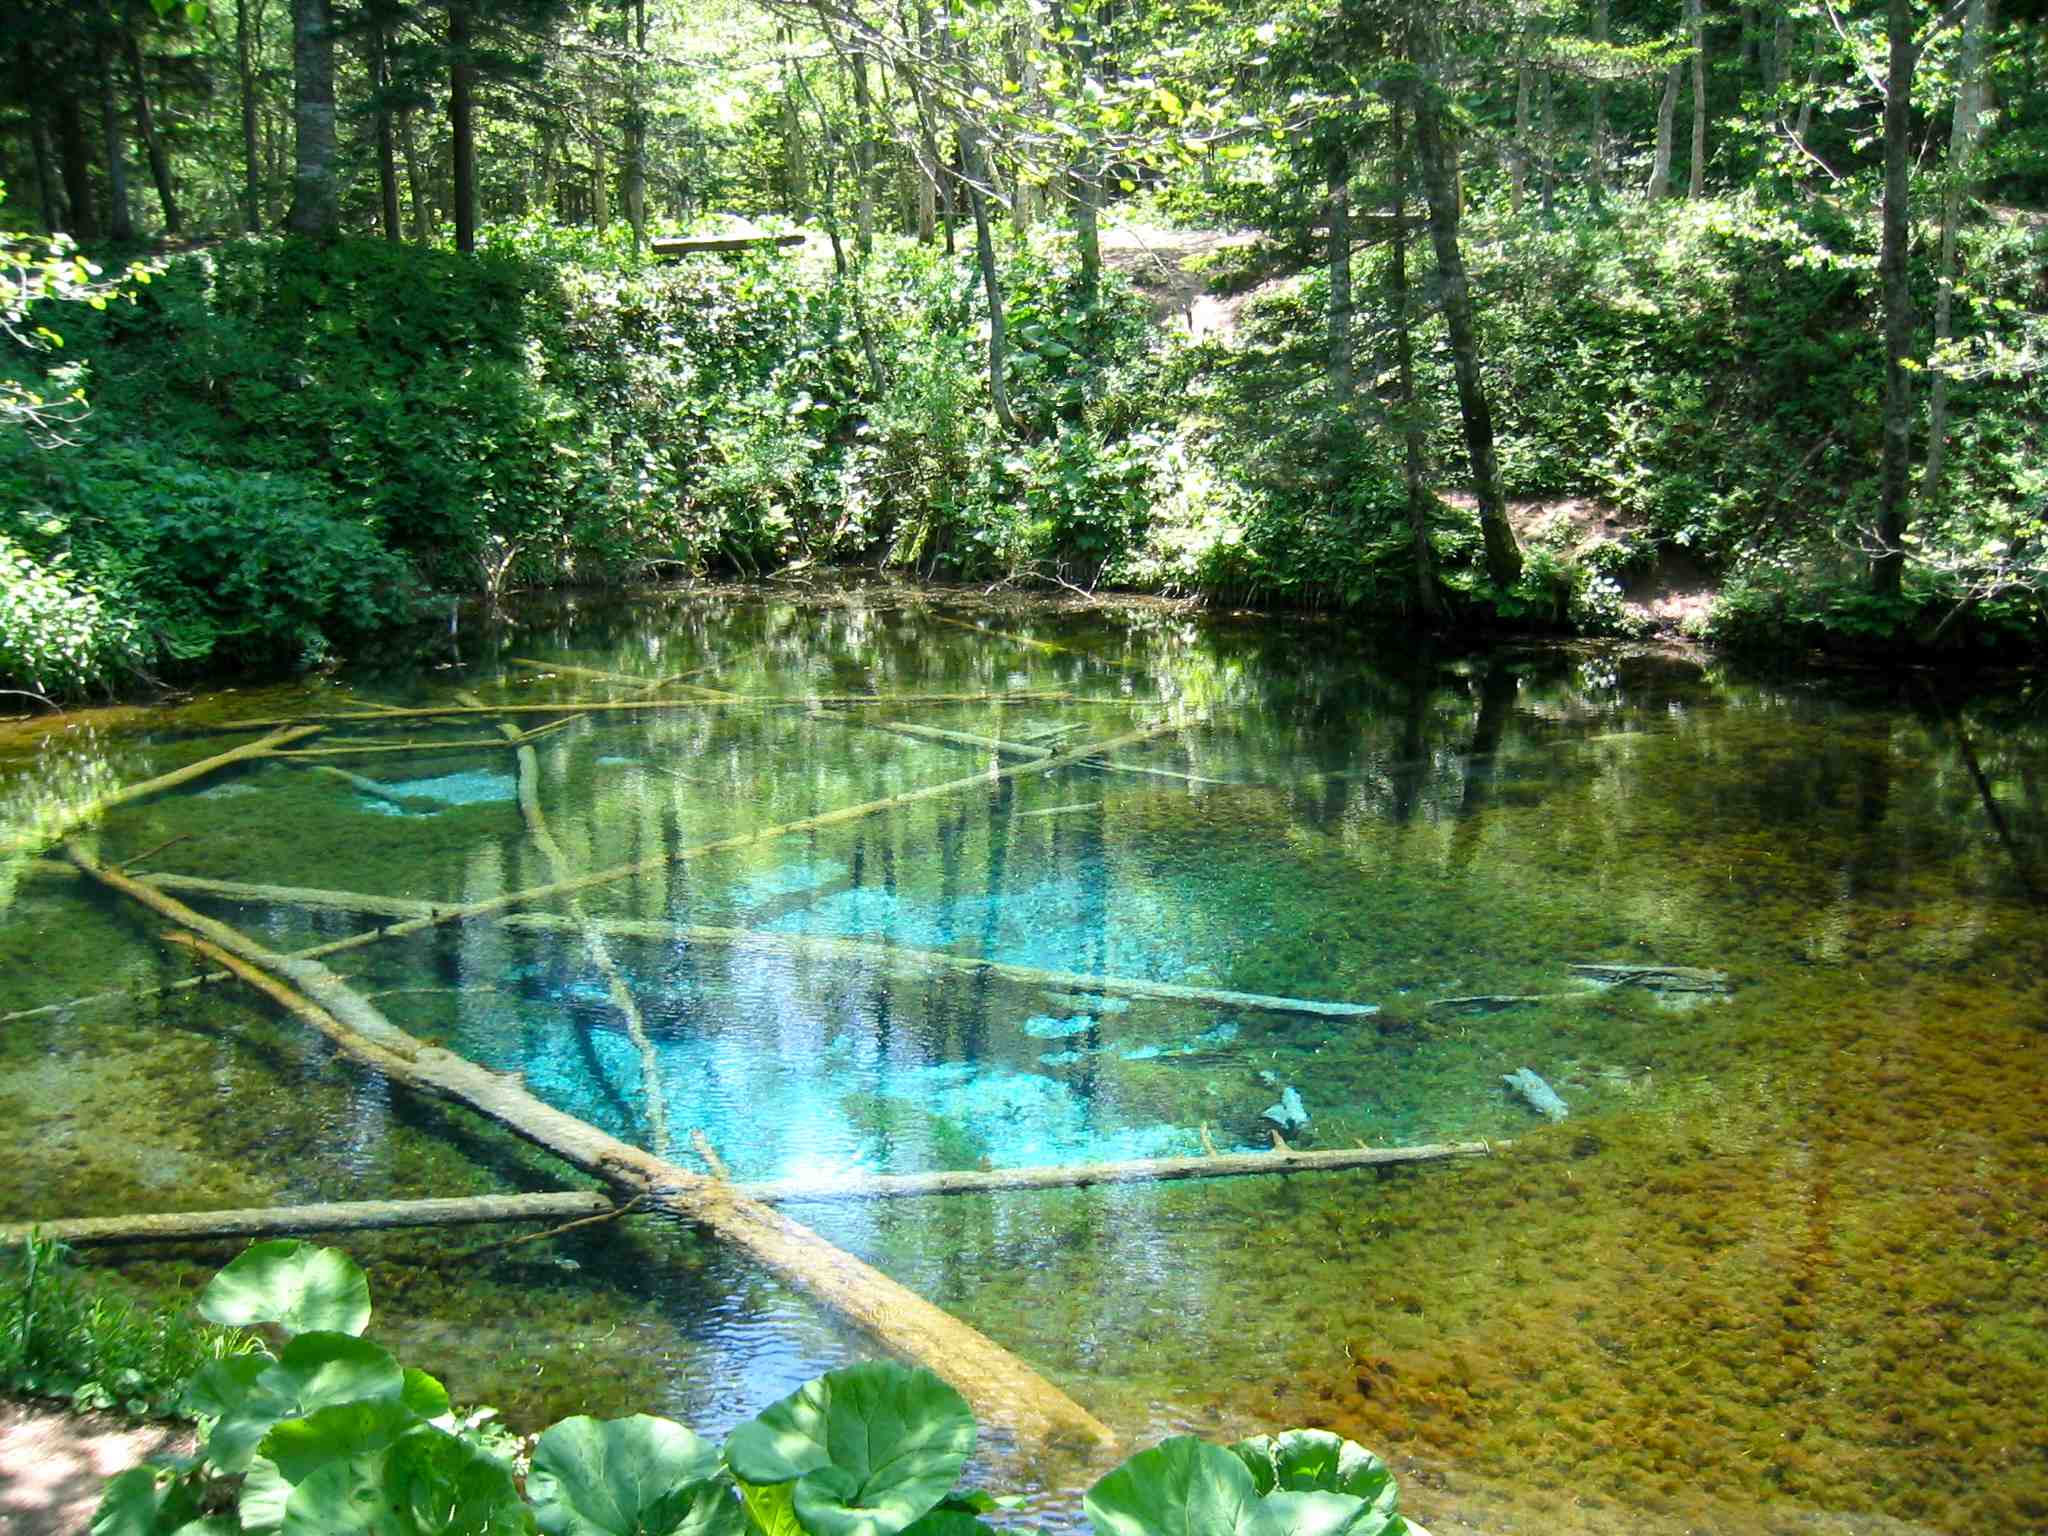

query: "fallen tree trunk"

left=0, top=1192, right=615, bottom=1247
left=5, top=1138, right=1499, bottom=1248
left=30, top=866, right=1373, bottom=1021
left=65, top=849, right=1117, bottom=1452
left=464, top=691, right=671, bottom=1156
left=275, top=715, right=1193, bottom=969
left=221, top=692, right=1075, bottom=729
left=1568, top=962, right=1730, bottom=993
left=0, top=724, right=322, bottom=855
left=24, top=852, right=1378, bottom=1031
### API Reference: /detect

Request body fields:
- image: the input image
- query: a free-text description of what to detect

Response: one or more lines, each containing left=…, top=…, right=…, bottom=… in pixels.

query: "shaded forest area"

left=4, top=0, right=2048, bottom=697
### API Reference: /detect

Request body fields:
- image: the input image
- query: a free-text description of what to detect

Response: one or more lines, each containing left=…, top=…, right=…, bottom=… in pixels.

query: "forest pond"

left=2, top=587, right=2044, bottom=1536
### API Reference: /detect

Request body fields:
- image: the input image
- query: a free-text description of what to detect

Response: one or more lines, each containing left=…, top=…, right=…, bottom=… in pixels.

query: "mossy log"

left=0, top=724, right=323, bottom=854
left=64, top=849, right=1117, bottom=1453
left=0, top=1193, right=616, bottom=1247
left=4, top=1138, right=1499, bottom=1248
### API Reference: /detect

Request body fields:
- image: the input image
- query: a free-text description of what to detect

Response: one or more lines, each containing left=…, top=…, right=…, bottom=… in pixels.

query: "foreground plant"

left=91, top=1241, right=1427, bottom=1536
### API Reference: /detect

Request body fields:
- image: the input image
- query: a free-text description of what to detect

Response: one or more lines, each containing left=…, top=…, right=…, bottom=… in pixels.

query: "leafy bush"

left=86, top=1240, right=1432, bottom=1536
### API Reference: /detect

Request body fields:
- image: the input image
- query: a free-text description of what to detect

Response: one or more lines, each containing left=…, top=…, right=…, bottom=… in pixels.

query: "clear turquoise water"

left=2, top=588, right=2044, bottom=1535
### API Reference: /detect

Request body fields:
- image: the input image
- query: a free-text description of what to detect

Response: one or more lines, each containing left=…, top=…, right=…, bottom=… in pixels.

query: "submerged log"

left=0, top=1192, right=616, bottom=1247
left=277, top=715, right=1194, bottom=969
left=67, top=850, right=1116, bottom=1452
left=464, top=691, right=671, bottom=1156
left=0, top=724, right=323, bottom=854
left=34, top=865, right=1373, bottom=1021
left=5, top=1138, right=1501, bottom=1248
left=1568, top=962, right=1730, bottom=993
left=223, top=692, right=1074, bottom=729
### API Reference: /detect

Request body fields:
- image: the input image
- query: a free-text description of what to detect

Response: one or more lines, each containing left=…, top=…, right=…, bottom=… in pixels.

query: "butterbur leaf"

left=384, top=1426, right=531, bottom=1536
left=261, top=1333, right=404, bottom=1416
left=1230, top=1432, right=1396, bottom=1516
left=262, top=1399, right=421, bottom=1484
left=1248, top=1492, right=1399, bottom=1536
left=633, top=1481, right=751, bottom=1536
left=527, top=1415, right=722, bottom=1536
left=401, top=1370, right=451, bottom=1420
left=201, top=1243, right=370, bottom=1338
left=239, top=1457, right=294, bottom=1536
left=734, top=1479, right=802, bottom=1536
left=183, top=1355, right=271, bottom=1421
left=1084, top=1437, right=1261, bottom=1536
left=92, top=1467, right=205, bottom=1536
left=896, top=1516, right=997, bottom=1536
left=723, top=1364, right=974, bottom=1536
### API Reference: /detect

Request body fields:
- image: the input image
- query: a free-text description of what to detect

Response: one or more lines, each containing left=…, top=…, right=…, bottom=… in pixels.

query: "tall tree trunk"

left=1389, top=102, right=1441, bottom=621
left=238, top=0, right=261, bottom=231
left=623, top=0, right=649, bottom=255
left=17, top=44, right=65, bottom=230
left=1688, top=0, right=1708, bottom=197
left=1412, top=74, right=1521, bottom=588
left=1795, top=62, right=1820, bottom=139
left=97, top=29, right=136, bottom=241
left=1325, top=138, right=1353, bottom=413
left=1511, top=39, right=1530, bottom=214
left=1922, top=0, right=1994, bottom=500
left=1539, top=67, right=1556, bottom=216
left=369, top=19, right=401, bottom=241
left=56, top=92, right=96, bottom=239
left=399, top=105, right=431, bottom=240
left=1590, top=0, right=1609, bottom=207
left=1063, top=0, right=1101, bottom=302
left=850, top=49, right=876, bottom=256
left=285, top=0, right=338, bottom=238
left=591, top=127, right=609, bottom=227
left=780, top=28, right=811, bottom=219
left=123, top=29, right=179, bottom=233
left=450, top=0, right=476, bottom=252
left=1648, top=63, right=1682, bottom=198
left=958, top=120, right=1022, bottom=436
left=1872, top=0, right=1918, bottom=596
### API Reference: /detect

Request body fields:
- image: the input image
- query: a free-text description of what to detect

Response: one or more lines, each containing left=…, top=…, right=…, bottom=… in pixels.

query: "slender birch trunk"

left=1688, top=0, right=1708, bottom=197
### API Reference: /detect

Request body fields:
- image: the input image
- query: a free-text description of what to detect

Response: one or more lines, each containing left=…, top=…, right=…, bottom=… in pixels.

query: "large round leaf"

left=723, top=1364, right=974, bottom=1536
left=1084, top=1437, right=1261, bottom=1536
left=1229, top=1432, right=1396, bottom=1517
left=262, top=1399, right=422, bottom=1484
left=261, top=1332, right=405, bottom=1416
left=200, top=1243, right=371, bottom=1338
left=281, top=1426, right=530, bottom=1536
left=527, top=1415, right=728, bottom=1536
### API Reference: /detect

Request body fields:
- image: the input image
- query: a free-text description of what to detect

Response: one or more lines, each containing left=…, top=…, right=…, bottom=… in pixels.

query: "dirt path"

left=0, top=1400, right=194, bottom=1536
left=1097, top=221, right=1264, bottom=343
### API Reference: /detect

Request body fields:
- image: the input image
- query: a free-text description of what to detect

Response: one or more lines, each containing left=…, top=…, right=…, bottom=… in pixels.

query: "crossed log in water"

left=3, top=688, right=1489, bottom=1453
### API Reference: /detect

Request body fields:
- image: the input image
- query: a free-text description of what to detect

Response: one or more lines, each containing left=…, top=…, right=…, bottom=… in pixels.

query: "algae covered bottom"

left=1, top=588, right=2043, bottom=1535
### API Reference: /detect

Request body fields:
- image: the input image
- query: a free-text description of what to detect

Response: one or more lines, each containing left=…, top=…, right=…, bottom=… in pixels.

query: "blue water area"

left=359, top=768, right=518, bottom=815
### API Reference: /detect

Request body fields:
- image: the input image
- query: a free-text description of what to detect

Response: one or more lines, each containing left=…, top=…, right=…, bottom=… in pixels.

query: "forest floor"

left=0, top=1398, right=195, bottom=1536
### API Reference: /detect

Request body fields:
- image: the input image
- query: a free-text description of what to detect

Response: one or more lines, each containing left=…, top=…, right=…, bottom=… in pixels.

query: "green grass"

left=1, top=1235, right=263, bottom=1416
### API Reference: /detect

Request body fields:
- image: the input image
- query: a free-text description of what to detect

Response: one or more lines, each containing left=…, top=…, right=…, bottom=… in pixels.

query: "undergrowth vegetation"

left=1, top=1236, right=260, bottom=1416
left=4, top=193, right=2044, bottom=700
left=70, top=1239, right=1430, bottom=1536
